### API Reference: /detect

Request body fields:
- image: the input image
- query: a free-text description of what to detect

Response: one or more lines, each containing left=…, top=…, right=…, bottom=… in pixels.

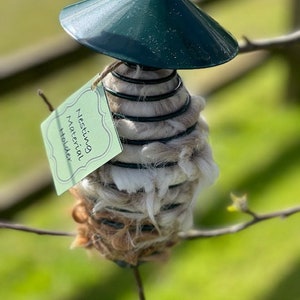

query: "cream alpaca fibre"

left=70, top=62, right=218, bottom=266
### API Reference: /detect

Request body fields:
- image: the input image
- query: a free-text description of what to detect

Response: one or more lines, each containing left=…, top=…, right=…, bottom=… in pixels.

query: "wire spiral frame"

left=70, top=62, right=218, bottom=267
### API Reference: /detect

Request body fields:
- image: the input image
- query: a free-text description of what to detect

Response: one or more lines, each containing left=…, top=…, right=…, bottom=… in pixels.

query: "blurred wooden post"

left=285, top=0, right=300, bottom=103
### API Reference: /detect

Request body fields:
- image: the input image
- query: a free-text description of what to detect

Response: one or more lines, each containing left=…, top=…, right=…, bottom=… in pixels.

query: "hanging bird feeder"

left=43, top=0, right=239, bottom=267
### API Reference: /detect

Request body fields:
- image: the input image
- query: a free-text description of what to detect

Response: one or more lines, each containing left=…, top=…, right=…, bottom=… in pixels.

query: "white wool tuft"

left=73, top=63, right=218, bottom=263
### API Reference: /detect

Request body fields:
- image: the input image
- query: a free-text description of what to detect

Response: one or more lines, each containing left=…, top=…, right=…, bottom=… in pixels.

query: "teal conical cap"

left=60, top=0, right=238, bottom=69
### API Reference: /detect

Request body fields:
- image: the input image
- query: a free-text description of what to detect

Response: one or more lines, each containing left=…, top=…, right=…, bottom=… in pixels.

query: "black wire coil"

left=71, top=63, right=218, bottom=266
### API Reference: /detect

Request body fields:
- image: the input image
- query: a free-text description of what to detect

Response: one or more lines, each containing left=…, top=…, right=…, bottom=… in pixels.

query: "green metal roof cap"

left=59, top=0, right=238, bottom=69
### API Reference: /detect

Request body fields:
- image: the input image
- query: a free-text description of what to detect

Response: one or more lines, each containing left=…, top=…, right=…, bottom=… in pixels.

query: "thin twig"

left=132, top=267, right=146, bottom=300
left=0, top=221, right=75, bottom=237
left=179, top=205, right=300, bottom=240
left=239, top=30, right=300, bottom=53
left=38, top=89, right=54, bottom=112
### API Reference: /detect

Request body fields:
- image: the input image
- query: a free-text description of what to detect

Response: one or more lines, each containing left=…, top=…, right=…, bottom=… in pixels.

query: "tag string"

left=92, top=60, right=124, bottom=90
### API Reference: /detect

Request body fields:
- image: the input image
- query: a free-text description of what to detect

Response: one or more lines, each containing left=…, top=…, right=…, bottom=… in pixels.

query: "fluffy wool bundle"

left=70, top=62, right=218, bottom=266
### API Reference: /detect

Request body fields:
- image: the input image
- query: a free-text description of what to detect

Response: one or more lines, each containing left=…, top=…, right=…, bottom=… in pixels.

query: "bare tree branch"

left=38, top=89, right=54, bottom=112
left=239, top=30, right=300, bottom=53
left=133, top=267, right=146, bottom=300
left=0, top=221, right=75, bottom=237
left=179, top=205, right=300, bottom=240
left=2, top=203, right=300, bottom=242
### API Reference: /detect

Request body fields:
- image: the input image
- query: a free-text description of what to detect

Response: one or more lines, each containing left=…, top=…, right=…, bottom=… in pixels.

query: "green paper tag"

left=41, top=78, right=122, bottom=195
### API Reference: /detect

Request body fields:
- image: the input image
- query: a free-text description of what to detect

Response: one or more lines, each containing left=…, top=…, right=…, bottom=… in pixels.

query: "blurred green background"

left=0, top=0, right=300, bottom=299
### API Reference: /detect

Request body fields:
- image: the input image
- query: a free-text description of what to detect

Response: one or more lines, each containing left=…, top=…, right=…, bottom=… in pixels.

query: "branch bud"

left=227, top=193, right=248, bottom=213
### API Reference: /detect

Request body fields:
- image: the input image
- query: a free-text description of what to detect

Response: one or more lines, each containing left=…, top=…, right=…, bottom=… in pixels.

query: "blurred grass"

left=1, top=0, right=300, bottom=299
left=0, top=55, right=111, bottom=183
left=0, top=1, right=73, bottom=55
